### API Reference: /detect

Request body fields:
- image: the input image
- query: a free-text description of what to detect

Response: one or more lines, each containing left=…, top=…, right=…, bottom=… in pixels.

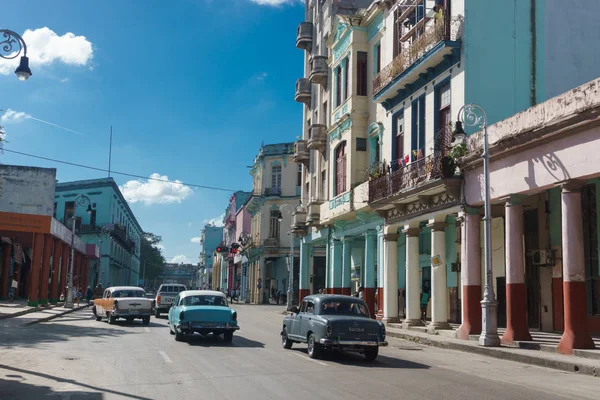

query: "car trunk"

left=115, top=297, right=152, bottom=313
left=326, top=316, right=381, bottom=341
left=180, top=306, right=233, bottom=323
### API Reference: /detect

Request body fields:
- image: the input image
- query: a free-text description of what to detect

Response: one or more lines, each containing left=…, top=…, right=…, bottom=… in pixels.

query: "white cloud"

left=170, top=255, right=193, bottom=264
left=203, top=213, right=225, bottom=227
left=120, top=173, right=193, bottom=205
left=60, top=77, right=70, bottom=83
left=249, top=0, right=300, bottom=5
left=191, top=237, right=202, bottom=244
left=153, top=244, right=165, bottom=251
left=0, top=27, right=94, bottom=75
left=1, top=109, right=30, bottom=124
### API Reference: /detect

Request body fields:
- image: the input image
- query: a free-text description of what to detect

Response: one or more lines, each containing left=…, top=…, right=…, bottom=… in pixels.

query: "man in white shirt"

left=9, top=276, right=18, bottom=302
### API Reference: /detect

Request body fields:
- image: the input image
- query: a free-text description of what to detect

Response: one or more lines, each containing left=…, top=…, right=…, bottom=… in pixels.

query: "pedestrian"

left=9, top=275, right=18, bottom=303
left=85, top=286, right=93, bottom=304
left=94, top=283, right=103, bottom=299
left=230, top=288, right=236, bottom=303
left=318, top=288, right=323, bottom=294
left=356, top=286, right=364, bottom=300
left=75, top=287, right=82, bottom=307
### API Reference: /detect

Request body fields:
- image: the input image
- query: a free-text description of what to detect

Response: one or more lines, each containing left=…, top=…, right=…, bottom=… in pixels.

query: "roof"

left=180, top=290, right=225, bottom=298
left=107, top=286, right=144, bottom=291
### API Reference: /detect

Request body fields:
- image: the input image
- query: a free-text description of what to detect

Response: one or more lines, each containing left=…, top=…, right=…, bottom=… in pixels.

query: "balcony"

left=291, top=207, right=307, bottom=234
left=295, top=78, right=312, bottom=106
left=264, top=187, right=281, bottom=197
left=296, top=22, right=313, bottom=51
left=309, top=56, right=328, bottom=86
left=293, top=140, right=309, bottom=165
left=306, top=201, right=322, bottom=226
left=307, top=124, right=327, bottom=153
left=263, top=238, right=280, bottom=248
left=373, top=13, right=462, bottom=101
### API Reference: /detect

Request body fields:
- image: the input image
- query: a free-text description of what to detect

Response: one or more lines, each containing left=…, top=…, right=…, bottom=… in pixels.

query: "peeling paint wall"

left=0, top=165, right=56, bottom=216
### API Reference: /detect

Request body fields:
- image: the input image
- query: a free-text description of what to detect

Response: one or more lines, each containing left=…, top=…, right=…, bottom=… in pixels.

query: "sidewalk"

left=0, top=299, right=90, bottom=324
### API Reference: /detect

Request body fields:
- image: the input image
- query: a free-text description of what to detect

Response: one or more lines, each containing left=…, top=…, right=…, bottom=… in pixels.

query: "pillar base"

left=364, top=287, right=376, bottom=319
left=402, top=319, right=424, bottom=329
left=382, top=316, right=400, bottom=323
left=457, top=285, right=482, bottom=340
left=341, top=288, right=352, bottom=296
left=558, top=281, right=596, bottom=355
left=502, top=283, right=532, bottom=344
left=27, top=300, right=39, bottom=307
left=0, top=296, right=7, bottom=301
left=48, top=299, right=58, bottom=304
left=427, top=321, right=451, bottom=333
left=39, top=299, right=49, bottom=306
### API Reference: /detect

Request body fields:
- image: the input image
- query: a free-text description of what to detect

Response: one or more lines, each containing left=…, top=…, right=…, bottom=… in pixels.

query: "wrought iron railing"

left=264, top=187, right=282, bottom=197
left=372, top=14, right=462, bottom=96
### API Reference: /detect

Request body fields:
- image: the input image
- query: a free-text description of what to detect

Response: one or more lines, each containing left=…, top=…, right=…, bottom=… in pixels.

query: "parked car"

left=92, top=286, right=153, bottom=325
left=153, top=283, right=187, bottom=317
left=167, top=290, right=239, bottom=342
left=281, top=294, right=387, bottom=361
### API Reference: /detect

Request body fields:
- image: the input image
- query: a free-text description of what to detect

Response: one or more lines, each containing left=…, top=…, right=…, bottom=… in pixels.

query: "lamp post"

left=454, top=104, right=500, bottom=347
left=277, top=204, right=298, bottom=311
left=0, top=29, right=32, bottom=80
left=65, top=194, right=93, bottom=309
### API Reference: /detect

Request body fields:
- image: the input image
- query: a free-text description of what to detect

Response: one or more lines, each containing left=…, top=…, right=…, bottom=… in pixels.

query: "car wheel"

left=364, top=347, right=379, bottom=361
left=307, top=334, right=321, bottom=359
left=95, top=316, right=102, bottom=322
left=175, top=329, right=184, bottom=342
left=142, top=316, right=150, bottom=325
left=281, top=328, right=293, bottom=349
left=155, top=309, right=160, bottom=318
left=108, top=313, right=117, bottom=325
left=223, top=331, right=233, bottom=343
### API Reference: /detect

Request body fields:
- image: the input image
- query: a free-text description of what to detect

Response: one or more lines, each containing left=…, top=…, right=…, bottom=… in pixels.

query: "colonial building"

left=0, top=165, right=97, bottom=306
left=234, top=199, right=251, bottom=300
left=55, top=178, right=142, bottom=287
left=246, top=142, right=301, bottom=304
left=197, top=224, right=223, bottom=289
left=160, top=263, right=195, bottom=287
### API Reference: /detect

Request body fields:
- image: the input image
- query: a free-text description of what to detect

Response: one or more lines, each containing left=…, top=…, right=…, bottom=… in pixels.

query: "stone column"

left=402, top=226, right=422, bottom=328
left=28, top=233, right=45, bottom=307
left=382, top=230, right=399, bottom=323
left=502, top=197, right=532, bottom=344
left=39, top=234, right=54, bottom=305
left=1, top=243, right=10, bottom=299
left=83, top=257, right=91, bottom=290
left=376, top=227, right=384, bottom=319
left=341, top=238, right=352, bottom=296
left=60, top=244, right=70, bottom=300
left=456, top=210, right=482, bottom=340
left=49, top=240, right=63, bottom=303
left=427, top=221, right=450, bottom=332
left=298, top=240, right=311, bottom=301
left=558, top=182, right=596, bottom=354
left=330, top=240, right=342, bottom=294
left=364, top=230, right=377, bottom=318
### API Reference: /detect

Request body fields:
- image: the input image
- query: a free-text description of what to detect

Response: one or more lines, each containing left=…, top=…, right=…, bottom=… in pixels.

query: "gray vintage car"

left=281, top=294, right=387, bottom=361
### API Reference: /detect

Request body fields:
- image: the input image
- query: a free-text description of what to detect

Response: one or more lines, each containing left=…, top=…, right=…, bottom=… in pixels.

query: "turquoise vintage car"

left=167, top=290, right=239, bottom=342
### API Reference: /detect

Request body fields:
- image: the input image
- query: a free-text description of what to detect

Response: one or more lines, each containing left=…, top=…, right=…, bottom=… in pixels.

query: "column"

left=74, top=253, right=81, bottom=289
left=1, top=243, right=10, bottom=299
left=364, top=230, right=377, bottom=318
left=341, top=238, right=352, bottom=296
left=376, top=227, right=384, bottom=319
left=402, top=226, right=422, bottom=327
left=330, top=240, right=342, bottom=294
left=60, top=244, right=70, bottom=300
left=427, top=221, right=450, bottom=332
left=38, top=234, right=54, bottom=305
left=28, top=233, right=45, bottom=307
left=298, top=240, right=311, bottom=301
left=83, top=257, right=91, bottom=290
left=49, top=240, right=63, bottom=303
left=502, top=197, right=532, bottom=344
left=456, top=210, right=483, bottom=340
left=558, top=182, right=596, bottom=354
left=382, top=228, right=399, bottom=323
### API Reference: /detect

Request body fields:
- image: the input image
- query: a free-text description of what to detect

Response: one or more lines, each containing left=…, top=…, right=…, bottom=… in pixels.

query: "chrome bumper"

left=113, top=311, right=151, bottom=318
left=177, top=322, right=239, bottom=330
left=319, top=338, right=388, bottom=347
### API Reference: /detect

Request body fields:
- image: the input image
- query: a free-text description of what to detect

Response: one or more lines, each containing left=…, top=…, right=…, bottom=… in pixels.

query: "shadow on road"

left=182, top=333, right=265, bottom=348
left=0, top=365, right=151, bottom=400
left=288, top=348, right=431, bottom=369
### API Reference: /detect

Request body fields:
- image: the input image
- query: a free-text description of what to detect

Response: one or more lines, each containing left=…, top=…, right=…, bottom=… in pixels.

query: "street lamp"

left=454, top=103, right=500, bottom=347
left=65, top=194, right=93, bottom=308
left=277, top=204, right=299, bottom=311
left=0, top=29, right=32, bottom=81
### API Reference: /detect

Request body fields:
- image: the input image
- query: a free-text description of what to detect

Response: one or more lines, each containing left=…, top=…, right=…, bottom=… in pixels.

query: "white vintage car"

left=93, top=286, right=153, bottom=325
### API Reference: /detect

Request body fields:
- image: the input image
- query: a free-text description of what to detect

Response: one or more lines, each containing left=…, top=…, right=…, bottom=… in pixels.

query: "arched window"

left=335, top=142, right=347, bottom=195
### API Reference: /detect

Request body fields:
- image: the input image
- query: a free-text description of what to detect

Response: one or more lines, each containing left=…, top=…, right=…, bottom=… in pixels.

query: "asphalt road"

left=0, top=304, right=598, bottom=400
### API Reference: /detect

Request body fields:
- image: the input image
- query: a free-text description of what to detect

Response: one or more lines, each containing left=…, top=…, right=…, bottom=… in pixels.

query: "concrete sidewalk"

left=0, top=299, right=90, bottom=324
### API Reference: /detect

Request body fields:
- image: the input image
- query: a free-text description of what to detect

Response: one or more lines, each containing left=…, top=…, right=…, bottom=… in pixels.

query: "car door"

left=169, top=294, right=178, bottom=324
left=299, top=300, right=315, bottom=339
left=289, top=300, right=306, bottom=339
left=99, top=290, right=110, bottom=316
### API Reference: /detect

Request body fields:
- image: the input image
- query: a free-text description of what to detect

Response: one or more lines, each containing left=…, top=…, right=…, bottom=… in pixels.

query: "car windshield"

left=112, top=290, right=145, bottom=298
left=321, top=300, right=370, bottom=317
left=181, top=295, right=228, bottom=307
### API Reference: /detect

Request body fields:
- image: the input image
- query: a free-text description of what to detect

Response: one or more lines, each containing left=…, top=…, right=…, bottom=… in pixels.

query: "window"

left=375, top=137, right=381, bottom=163
left=305, top=182, right=310, bottom=199
left=374, top=42, right=381, bottom=75
left=357, top=51, right=368, bottom=96
left=305, top=301, right=315, bottom=314
left=343, top=58, right=349, bottom=102
left=323, top=101, right=328, bottom=125
left=300, top=300, right=307, bottom=313
left=335, top=65, right=342, bottom=107
left=297, top=165, right=302, bottom=187
left=269, top=210, right=280, bottom=239
left=271, top=165, right=282, bottom=189
left=64, top=201, right=75, bottom=223
left=90, top=209, right=97, bottom=227
left=411, top=96, right=426, bottom=160
left=393, top=113, right=405, bottom=167
left=53, top=202, right=57, bottom=218
left=335, top=142, right=347, bottom=195
left=321, top=170, right=327, bottom=199
left=356, top=138, right=367, bottom=151
left=437, top=82, right=451, bottom=130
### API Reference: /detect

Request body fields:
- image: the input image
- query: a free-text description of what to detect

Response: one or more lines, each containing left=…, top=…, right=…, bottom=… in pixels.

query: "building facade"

left=55, top=178, right=142, bottom=288
left=160, top=263, right=195, bottom=287
left=235, top=199, right=251, bottom=300
left=197, top=224, right=223, bottom=289
left=0, top=165, right=97, bottom=306
left=246, top=142, right=301, bottom=304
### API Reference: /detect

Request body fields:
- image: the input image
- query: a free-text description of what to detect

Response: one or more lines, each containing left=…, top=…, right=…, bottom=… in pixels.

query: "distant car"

left=167, top=290, right=239, bottom=342
left=281, top=294, right=387, bottom=361
left=154, top=284, right=187, bottom=317
left=93, top=286, right=152, bottom=325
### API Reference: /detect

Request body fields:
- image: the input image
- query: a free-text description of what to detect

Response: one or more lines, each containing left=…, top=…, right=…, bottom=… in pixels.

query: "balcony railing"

left=295, top=78, right=312, bottom=106
left=307, top=124, right=327, bottom=152
left=293, top=140, right=309, bottom=165
left=296, top=22, right=313, bottom=51
left=373, top=13, right=461, bottom=96
left=264, top=187, right=282, bottom=197
left=292, top=207, right=307, bottom=233
left=263, top=238, right=280, bottom=248
left=309, top=55, right=328, bottom=86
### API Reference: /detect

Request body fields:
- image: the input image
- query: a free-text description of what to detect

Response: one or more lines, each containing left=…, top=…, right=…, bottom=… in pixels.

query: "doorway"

left=524, top=209, right=541, bottom=329
left=312, top=256, right=326, bottom=293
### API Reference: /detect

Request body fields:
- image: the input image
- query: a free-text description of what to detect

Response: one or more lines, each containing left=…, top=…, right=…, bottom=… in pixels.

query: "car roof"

left=159, top=283, right=186, bottom=287
left=302, top=294, right=361, bottom=303
left=179, top=290, right=225, bottom=298
left=108, top=286, right=144, bottom=291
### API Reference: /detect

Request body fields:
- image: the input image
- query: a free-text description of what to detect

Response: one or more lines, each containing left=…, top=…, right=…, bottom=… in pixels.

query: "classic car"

left=153, top=283, right=187, bottom=318
left=281, top=294, right=387, bottom=360
left=93, top=286, right=153, bottom=325
left=167, top=290, right=239, bottom=342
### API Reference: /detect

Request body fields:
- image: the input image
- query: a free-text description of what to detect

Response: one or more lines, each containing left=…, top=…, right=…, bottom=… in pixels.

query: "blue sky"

left=1, top=0, right=304, bottom=264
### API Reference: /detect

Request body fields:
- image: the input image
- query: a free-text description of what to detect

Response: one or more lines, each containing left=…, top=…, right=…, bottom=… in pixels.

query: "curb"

left=0, top=304, right=56, bottom=320
left=386, top=330, right=599, bottom=378
left=25, top=304, right=91, bottom=325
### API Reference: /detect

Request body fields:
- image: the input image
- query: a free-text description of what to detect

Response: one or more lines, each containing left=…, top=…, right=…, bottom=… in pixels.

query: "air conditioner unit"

left=532, top=250, right=553, bottom=266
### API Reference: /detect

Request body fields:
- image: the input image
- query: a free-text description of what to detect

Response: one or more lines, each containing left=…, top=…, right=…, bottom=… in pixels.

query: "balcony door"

left=335, top=142, right=347, bottom=195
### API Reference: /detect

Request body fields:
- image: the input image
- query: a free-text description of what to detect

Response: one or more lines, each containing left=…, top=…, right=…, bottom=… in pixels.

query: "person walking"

left=9, top=275, right=18, bottom=303
left=85, top=286, right=93, bottom=304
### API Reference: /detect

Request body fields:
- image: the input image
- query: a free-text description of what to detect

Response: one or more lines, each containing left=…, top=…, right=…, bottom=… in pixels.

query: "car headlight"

left=113, top=300, right=118, bottom=311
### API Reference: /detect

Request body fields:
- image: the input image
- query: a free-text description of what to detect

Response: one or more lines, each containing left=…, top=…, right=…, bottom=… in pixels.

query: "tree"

left=140, top=232, right=165, bottom=285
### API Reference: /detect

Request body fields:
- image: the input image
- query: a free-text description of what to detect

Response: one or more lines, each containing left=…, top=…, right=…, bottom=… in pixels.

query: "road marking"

left=289, top=351, right=327, bottom=366
left=158, top=351, right=172, bottom=364
left=144, top=327, right=151, bottom=333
